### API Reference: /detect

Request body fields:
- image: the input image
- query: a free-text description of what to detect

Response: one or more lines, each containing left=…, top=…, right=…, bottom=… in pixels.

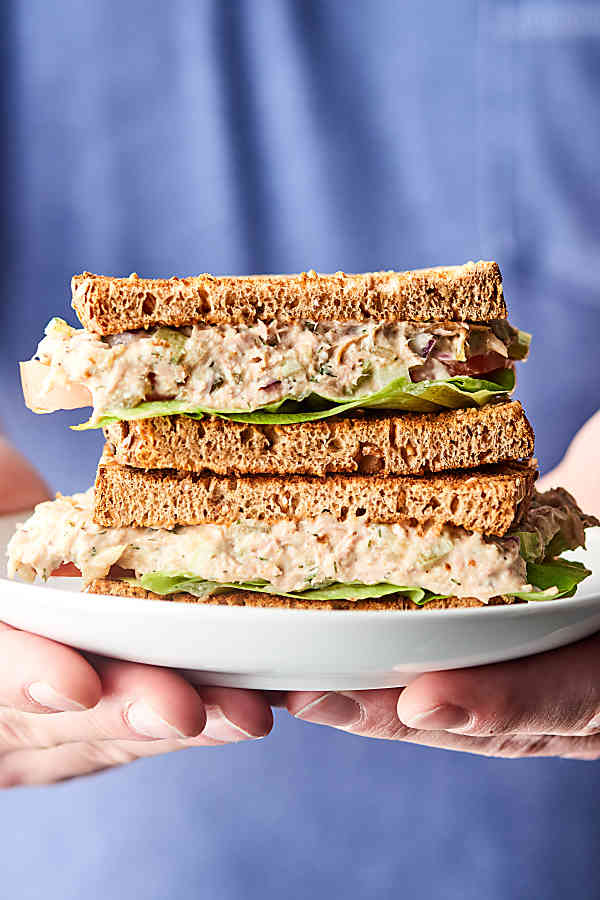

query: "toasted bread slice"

left=72, top=261, right=505, bottom=334
left=88, top=577, right=520, bottom=610
left=103, top=401, right=534, bottom=477
left=94, top=451, right=536, bottom=535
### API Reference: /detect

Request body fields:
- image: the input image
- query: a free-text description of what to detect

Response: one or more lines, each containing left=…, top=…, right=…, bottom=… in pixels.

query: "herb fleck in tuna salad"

left=21, top=316, right=529, bottom=427
left=8, top=487, right=595, bottom=606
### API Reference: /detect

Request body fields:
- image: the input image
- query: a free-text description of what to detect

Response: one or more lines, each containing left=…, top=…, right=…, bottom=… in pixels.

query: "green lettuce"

left=135, top=572, right=429, bottom=604
left=204, top=370, right=515, bottom=426
left=129, top=553, right=592, bottom=607
left=520, top=558, right=591, bottom=599
left=515, top=531, right=545, bottom=564
left=71, top=369, right=515, bottom=430
left=71, top=400, right=197, bottom=430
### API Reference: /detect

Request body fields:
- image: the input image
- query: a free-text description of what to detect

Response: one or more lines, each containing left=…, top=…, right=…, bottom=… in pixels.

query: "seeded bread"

left=88, top=577, right=519, bottom=610
left=93, top=452, right=537, bottom=534
left=103, top=401, right=534, bottom=477
left=72, top=261, right=505, bottom=334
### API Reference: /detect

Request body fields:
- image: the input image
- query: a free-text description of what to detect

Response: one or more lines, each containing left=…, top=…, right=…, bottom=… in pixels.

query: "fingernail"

left=26, top=681, right=88, bottom=712
left=400, top=704, right=472, bottom=731
left=202, top=707, right=261, bottom=743
left=125, top=700, right=190, bottom=739
left=294, top=692, right=363, bottom=727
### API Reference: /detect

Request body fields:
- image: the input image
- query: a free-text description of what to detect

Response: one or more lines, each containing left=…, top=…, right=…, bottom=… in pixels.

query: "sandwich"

left=20, top=262, right=528, bottom=436
left=8, top=260, right=598, bottom=610
left=7, top=455, right=596, bottom=610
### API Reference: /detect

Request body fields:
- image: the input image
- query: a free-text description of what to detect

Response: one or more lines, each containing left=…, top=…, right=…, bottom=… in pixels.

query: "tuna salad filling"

left=8, top=488, right=595, bottom=605
left=22, top=317, right=529, bottom=426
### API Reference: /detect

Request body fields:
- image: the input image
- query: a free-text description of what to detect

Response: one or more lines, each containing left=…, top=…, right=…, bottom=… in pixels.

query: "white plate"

left=1, top=512, right=600, bottom=690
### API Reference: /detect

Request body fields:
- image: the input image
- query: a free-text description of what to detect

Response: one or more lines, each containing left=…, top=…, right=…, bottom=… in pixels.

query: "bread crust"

left=103, top=401, right=534, bottom=477
left=94, top=453, right=537, bottom=535
left=88, top=577, right=520, bottom=611
left=72, top=261, right=505, bottom=334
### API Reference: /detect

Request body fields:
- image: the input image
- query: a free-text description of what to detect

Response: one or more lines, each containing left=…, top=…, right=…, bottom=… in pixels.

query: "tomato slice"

left=51, top=562, right=81, bottom=577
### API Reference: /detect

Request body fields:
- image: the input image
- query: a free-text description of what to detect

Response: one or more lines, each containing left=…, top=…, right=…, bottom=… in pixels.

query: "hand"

left=286, top=632, right=600, bottom=759
left=537, top=408, right=600, bottom=512
left=0, top=438, right=272, bottom=786
left=287, top=410, right=600, bottom=759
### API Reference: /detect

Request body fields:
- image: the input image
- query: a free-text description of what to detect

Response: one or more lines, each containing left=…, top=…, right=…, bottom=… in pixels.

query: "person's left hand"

left=285, top=631, right=600, bottom=759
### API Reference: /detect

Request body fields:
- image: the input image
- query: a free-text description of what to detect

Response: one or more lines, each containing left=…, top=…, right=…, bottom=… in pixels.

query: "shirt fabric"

left=1, top=2, right=600, bottom=898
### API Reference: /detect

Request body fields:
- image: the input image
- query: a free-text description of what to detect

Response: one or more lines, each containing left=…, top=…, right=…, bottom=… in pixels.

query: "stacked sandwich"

left=9, top=261, right=597, bottom=610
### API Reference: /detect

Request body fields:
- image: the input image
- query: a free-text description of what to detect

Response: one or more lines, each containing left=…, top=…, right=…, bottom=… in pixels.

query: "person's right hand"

left=0, top=438, right=272, bottom=787
left=0, top=634, right=272, bottom=788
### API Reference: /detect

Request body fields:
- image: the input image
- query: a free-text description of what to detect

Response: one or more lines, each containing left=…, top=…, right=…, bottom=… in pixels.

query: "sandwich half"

left=8, top=458, right=597, bottom=610
left=20, top=261, right=529, bottom=437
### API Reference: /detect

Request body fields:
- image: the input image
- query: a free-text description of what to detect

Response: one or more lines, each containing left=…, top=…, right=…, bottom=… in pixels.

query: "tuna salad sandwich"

left=7, top=453, right=597, bottom=610
left=21, top=261, right=529, bottom=437
left=8, top=260, right=597, bottom=609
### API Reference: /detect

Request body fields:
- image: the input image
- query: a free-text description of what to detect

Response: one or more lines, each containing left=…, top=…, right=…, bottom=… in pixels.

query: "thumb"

left=0, top=437, right=51, bottom=513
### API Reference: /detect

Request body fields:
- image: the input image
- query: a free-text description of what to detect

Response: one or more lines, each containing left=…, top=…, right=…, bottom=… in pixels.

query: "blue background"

left=1, top=1, right=600, bottom=898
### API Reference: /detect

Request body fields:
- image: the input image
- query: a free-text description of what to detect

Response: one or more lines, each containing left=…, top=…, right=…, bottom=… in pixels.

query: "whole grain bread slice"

left=72, top=260, right=505, bottom=334
left=94, top=451, right=537, bottom=534
left=88, top=577, right=519, bottom=611
left=104, top=401, right=534, bottom=477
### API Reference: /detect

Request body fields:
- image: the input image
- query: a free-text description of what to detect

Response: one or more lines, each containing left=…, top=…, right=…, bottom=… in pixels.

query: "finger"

left=0, top=726, right=269, bottom=787
left=0, top=437, right=51, bottom=513
left=45, top=657, right=208, bottom=746
left=196, top=686, right=273, bottom=742
left=287, top=689, right=401, bottom=737
left=375, top=727, right=600, bottom=760
left=0, top=657, right=207, bottom=752
left=92, top=657, right=208, bottom=739
left=397, top=634, right=600, bottom=738
left=287, top=690, right=600, bottom=760
left=0, top=623, right=102, bottom=712
left=0, top=740, right=144, bottom=787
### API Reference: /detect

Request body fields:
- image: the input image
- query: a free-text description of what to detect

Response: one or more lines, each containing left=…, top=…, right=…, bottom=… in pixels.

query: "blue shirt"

left=2, top=2, right=600, bottom=898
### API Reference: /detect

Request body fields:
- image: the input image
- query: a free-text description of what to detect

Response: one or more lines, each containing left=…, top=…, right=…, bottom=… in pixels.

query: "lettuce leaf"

left=136, top=572, right=428, bottom=604
left=513, top=489, right=597, bottom=564
left=514, top=531, right=544, bottom=564
left=129, top=553, right=592, bottom=606
left=71, top=400, right=202, bottom=430
left=206, top=370, right=515, bottom=425
left=72, top=369, right=515, bottom=429
left=521, top=558, right=591, bottom=599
